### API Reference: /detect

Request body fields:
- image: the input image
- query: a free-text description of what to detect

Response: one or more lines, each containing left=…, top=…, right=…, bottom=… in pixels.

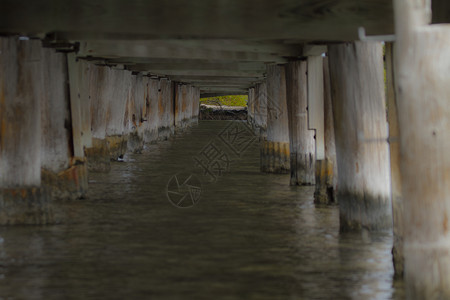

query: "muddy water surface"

left=0, top=121, right=404, bottom=299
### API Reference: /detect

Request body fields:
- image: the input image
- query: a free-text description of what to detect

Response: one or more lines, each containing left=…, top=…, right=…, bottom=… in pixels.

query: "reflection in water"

left=0, top=121, right=404, bottom=299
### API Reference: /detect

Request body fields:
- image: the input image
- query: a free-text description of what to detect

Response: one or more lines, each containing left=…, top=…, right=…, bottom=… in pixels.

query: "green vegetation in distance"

left=200, top=95, right=248, bottom=107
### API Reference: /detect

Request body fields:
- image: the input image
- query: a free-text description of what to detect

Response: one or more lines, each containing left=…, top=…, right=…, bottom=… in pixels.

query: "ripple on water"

left=0, top=121, right=404, bottom=299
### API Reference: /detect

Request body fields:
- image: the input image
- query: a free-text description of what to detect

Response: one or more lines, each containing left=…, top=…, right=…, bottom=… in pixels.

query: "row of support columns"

left=0, top=36, right=200, bottom=225
left=248, top=1, right=450, bottom=296
left=1, top=0, right=449, bottom=293
left=249, top=42, right=391, bottom=228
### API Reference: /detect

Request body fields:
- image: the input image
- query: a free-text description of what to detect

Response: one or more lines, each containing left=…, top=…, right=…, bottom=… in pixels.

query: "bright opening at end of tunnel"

left=200, top=95, right=248, bottom=107
left=199, top=95, right=249, bottom=121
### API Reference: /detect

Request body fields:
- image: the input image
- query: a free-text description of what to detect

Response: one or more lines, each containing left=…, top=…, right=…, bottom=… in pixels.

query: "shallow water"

left=0, top=121, right=404, bottom=299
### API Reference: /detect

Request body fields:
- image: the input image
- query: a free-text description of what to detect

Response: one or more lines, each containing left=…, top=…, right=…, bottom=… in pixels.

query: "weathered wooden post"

left=174, top=84, right=184, bottom=129
left=84, top=65, right=112, bottom=172
left=40, top=50, right=88, bottom=201
left=247, top=87, right=255, bottom=127
left=328, top=41, right=392, bottom=231
left=125, top=73, right=145, bottom=153
left=88, top=66, right=131, bottom=167
left=157, top=78, right=175, bottom=140
left=314, top=56, right=337, bottom=204
left=394, top=0, right=450, bottom=297
left=143, top=78, right=160, bottom=143
left=67, top=54, right=85, bottom=159
left=385, top=42, right=404, bottom=278
left=261, top=64, right=290, bottom=173
left=285, top=60, right=315, bottom=185
left=254, top=82, right=267, bottom=133
left=174, top=84, right=198, bottom=129
left=0, top=37, right=53, bottom=224
left=192, top=87, right=200, bottom=124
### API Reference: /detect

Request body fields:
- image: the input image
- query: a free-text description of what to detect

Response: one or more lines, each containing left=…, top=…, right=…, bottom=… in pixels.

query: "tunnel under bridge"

left=0, top=0, right=450, bottom=298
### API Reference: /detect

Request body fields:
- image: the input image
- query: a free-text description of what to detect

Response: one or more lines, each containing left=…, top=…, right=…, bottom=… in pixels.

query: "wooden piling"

left=314, top=56, right=338, bottom=204
left=261, top=64, right=290, bottom=173
left=385, top=42, right=404, bottom=278
left=0, top=37, right=53, bottom=224
left=394, top=0, right=450, bottom=296
left=285, top=60, right=315, bottom=185
left=328, top=41, right=392, bottom=231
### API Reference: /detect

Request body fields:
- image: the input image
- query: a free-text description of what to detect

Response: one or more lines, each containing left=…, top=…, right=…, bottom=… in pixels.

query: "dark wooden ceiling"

left=0, top=0, right=394, bottom=95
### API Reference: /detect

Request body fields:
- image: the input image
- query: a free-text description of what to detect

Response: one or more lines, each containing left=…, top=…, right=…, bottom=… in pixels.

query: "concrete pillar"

left=328, top=42, right=392, bottom=231
left=314, top=56, right=338, bottom=204
left=261, top=64, right=290, bottom=173
left=394, top=0, right=450, bottom=297
left=0, top=37, right=52, bottom=224
left=285, top=60, right=315, bottom=185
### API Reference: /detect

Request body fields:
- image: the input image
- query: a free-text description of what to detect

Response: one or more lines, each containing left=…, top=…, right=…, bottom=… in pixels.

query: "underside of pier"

left=1, top=0, right=450, bottom=299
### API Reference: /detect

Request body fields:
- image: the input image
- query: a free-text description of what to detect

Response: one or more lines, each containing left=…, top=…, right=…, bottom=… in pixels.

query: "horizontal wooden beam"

left=169, top=75, right=264, bottom=82
left=191, top=82, right=253, bottom=87
left=78, top=41, right=289, bottom=63
left=0, top=0, right=394, bottom=41
left=94, top=39, right=303, bottom=56
left=201, top=92, right=248, bottom=98
left=124, top=61, right=267, bottom=73
left=199, top=87, right=248, bottom=93
left=142, top=69, right=264, bottom=77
